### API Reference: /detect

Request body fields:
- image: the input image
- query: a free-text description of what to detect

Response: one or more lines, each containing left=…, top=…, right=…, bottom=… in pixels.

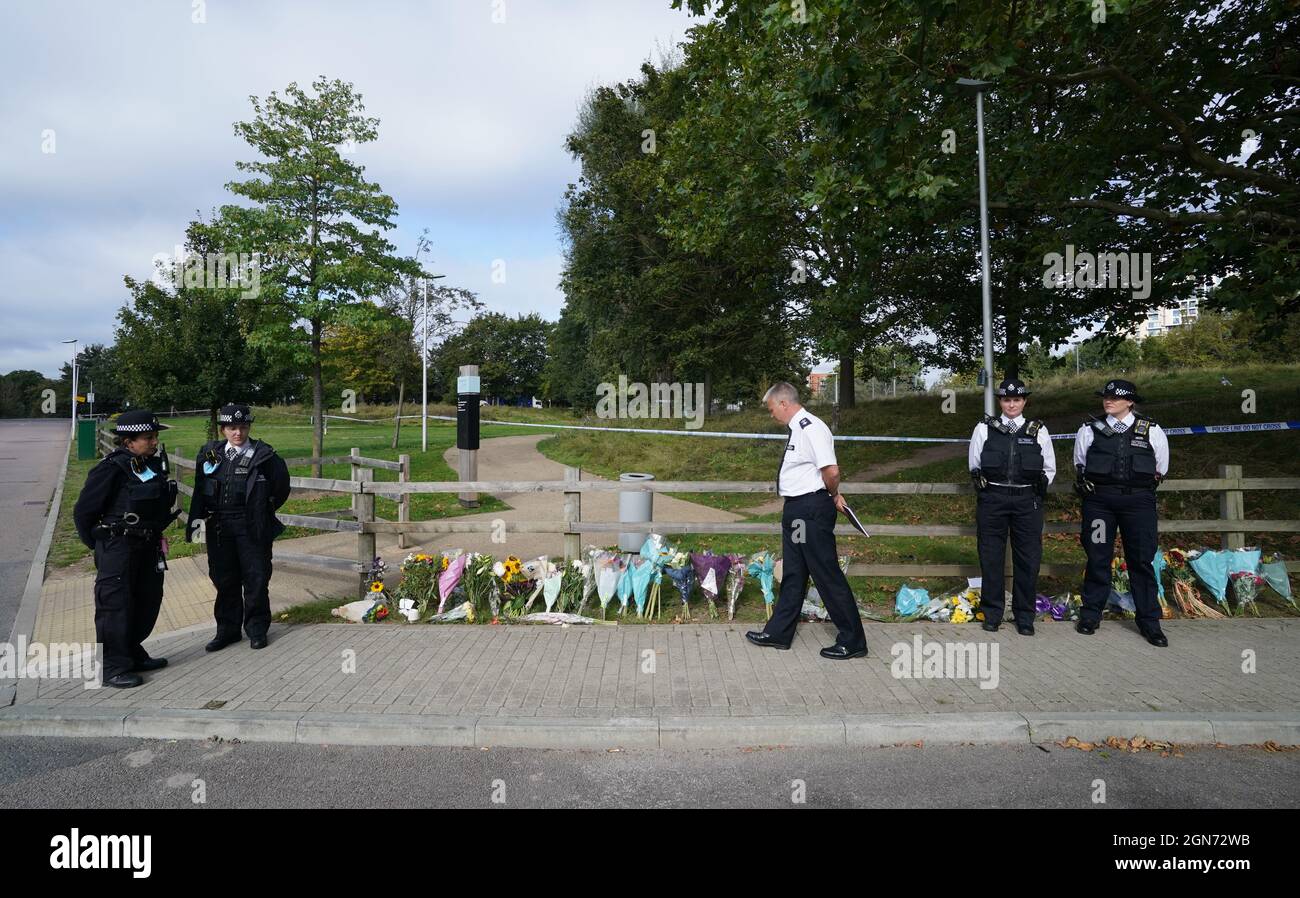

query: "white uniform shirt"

left=223, top=440, right=253, bottom=461
left=778, top=407, right=837, bottom=497
left=1073, top=412, right=1169, bottom=475
left=967, top=414, right=1057, bottom=485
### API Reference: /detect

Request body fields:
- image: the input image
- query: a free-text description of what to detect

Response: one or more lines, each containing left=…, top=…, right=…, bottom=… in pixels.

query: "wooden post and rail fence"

left=97, top=431, right=1298, bottom=600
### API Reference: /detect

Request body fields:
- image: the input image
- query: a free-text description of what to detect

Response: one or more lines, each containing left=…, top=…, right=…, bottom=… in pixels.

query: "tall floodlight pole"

left=958, top=78, right=996, bottom=416
left=419, top=274, right=447, bottom=453
left=421, top=279, right=429, bottom=453
left=61, top=339, right=78, bottom=429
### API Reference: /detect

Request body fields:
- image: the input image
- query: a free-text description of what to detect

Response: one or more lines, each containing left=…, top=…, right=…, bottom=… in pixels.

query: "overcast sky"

left=0, top=0, right=702, bottom=377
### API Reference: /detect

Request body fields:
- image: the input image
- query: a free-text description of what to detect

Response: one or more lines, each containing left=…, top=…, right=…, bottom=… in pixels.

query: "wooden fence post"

left=1220, top=464, right=1245, bottom=550
left=563, top=466, right=581, bottom=562
left=349, top=447, right=361, bottom=520
left=356, top=466, right=375, bottom=599
left=397, top=453, right=411, bottom=550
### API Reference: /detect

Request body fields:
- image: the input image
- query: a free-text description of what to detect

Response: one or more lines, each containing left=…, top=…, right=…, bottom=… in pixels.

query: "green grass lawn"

left=48, top=414, right=539, bottom=568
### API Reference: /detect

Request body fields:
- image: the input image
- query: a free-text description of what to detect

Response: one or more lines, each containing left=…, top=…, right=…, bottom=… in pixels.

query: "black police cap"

left=217, top=404, right=254, bottom=425
left=111, top=410, right=170, bottom=434
left=1096, top=379, right=1143, bottom=403
left=994, top=378, right=1031, bottom=397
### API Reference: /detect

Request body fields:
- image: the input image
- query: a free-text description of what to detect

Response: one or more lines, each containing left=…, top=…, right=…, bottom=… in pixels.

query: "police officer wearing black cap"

left=968, top=379, right=1056, bottom=635
left=73, top=411, right=179, bottom=688
left=1073, top=380, right=1170, bottom=647
left=186, top=404, right=290, bottom=651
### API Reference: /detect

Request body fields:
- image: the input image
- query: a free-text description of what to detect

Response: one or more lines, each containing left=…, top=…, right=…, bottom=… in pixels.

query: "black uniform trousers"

left=1079, top=485, right=1164, bottom=635
left=207, top=512, right=273, bottom=639
left=975, top=486, right=1043, bottom=627
left=764, top=490, right=867, bottom=650
left=93, top=535, right=164, bottom=678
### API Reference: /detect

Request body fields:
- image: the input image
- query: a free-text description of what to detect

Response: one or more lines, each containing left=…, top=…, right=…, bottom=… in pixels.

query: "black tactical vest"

left=978, top=416, right=1045, bottom=485
left=103, top=450, right=175, bottom=528
left=1083, top=415, right=1158, bottom=486
left=212, top=444, right=253, bottom=511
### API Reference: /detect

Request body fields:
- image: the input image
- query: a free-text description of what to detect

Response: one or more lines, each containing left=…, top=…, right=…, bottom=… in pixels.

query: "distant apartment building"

left=1133, top=297, right=1200, bottom=340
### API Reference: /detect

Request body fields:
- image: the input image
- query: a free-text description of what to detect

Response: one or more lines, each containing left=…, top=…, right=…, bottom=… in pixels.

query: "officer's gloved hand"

left=1035, top=473, right=1049, bottom=499
left=1153, top=472, right=1164, bottom=490
left=969, top=470, right=987, bottom=493
left=1073, top=465, right=1094, bottom=498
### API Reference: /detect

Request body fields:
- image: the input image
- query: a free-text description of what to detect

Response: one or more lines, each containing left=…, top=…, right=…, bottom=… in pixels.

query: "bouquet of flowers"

left=577, top=548, right=599, bottom=614
left=639, top=535, right=673, bottom=620
left=691, top=551, right=732, bottom=620
left=1230, top=570, right=1265, bottom=616
left=429, top=601, right=475, bottom=624
left=493, top=555, right=532, bottom=617
left=1034, top=593, right=1080, bottom=622
left=629, top=556, right=657, bottom=617
left=437, top=551, right=469, bottom=615
left=1111, top=557, right=1130, bottom=594
left=616, top=560, right=633, bottom=615
left=592, top=551, right=623, bottom=619
left=1164, top=548, right=1226, bottom=619
left=559, top=559, right=587, bottom=614
left=462, top=553, right=497, bottom=622
left=523, top=557, right=557, bottom=614
left=361, top=556, right=392, bottom=621
left=725, top=553, right=746, bottom=621
left=1261, top=552, right=1295, bottom=609
left=746, top=551, right=777, bottom=619
left=662, top=550, right=696, bottom=620
left=397, top=552, right=444, bottom=618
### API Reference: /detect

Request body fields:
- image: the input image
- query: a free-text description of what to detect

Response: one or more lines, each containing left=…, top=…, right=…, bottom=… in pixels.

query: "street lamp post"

left=958, top=78, right=996, bottom=416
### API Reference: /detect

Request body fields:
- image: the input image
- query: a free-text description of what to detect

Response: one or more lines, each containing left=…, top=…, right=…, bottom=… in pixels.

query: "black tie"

left=776, top=424, right=792, bottom=496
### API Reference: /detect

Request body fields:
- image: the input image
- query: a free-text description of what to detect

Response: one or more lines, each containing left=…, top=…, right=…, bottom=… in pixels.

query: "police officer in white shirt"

left=1072, top=379, right=1170, bottom=647
left=746, top=382, right=869, bottom=660
left=968, top=378, right=1056, bottom=635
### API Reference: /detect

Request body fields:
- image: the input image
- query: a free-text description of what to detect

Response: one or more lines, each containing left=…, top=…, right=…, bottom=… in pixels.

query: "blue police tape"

left=321, top=413, right=1300, bottom=443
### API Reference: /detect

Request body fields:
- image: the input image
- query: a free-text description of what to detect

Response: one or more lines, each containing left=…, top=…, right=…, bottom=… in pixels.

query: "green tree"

left=193, top=77, right=424, bottom=475
left=434, top=313, right=553, bottom=403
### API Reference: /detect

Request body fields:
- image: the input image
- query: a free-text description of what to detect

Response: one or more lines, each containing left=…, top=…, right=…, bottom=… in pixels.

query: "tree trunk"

left=837, top=348, right=856, bottom=408
left=208, top=406, right=218, bottom=443
left=391, top=376, right=405, bottom=450
left=311, top=318, right=323, bottom=479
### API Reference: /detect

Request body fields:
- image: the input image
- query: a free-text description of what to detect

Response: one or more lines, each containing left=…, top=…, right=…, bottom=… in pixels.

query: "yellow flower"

left=370, top=581, right=384, bottom=593
left=952, top=608, right=969, bottom=624
left=440, top=557, right=449, bottom=571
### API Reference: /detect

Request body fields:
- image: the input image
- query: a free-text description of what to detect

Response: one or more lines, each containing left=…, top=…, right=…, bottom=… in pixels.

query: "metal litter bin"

left=618, top=472, right=655, bottom=552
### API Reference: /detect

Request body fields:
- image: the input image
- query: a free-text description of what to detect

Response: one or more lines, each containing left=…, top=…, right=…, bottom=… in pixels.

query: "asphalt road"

left=1, top=736, right=1297, bottom=808
left=0, top=418, right=69, bottom=644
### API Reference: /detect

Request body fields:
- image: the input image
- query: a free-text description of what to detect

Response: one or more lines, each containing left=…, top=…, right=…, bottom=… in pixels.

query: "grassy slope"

left=48, top=414, right=539, bottom=568
left=535, top=364, right=1300, bottom=615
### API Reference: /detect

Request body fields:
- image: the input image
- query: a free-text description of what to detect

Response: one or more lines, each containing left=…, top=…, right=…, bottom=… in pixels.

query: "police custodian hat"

left=111, top=410, right=170, bottom=434
left=1096, top=379, right=1144, bottom=403
left=994, top=378, right=1031, bottom=397
left=217, top=404, right=254, bottom=425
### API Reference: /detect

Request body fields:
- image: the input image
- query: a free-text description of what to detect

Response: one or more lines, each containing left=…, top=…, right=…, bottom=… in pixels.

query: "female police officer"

left=968, top=378, right=1056, bottom=636
left=73, top=410, right=179, bottom=688
left=186, top=404, right=290, bottom=651
left=1073, top=379, right=1170, bottom=647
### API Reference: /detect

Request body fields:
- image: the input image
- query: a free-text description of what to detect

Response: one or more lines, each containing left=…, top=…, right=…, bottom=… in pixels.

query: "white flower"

left=493, top=561, right=506, bottom=578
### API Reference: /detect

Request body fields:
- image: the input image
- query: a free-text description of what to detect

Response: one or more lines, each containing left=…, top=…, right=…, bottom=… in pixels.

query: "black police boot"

left=1075, top=620, right=1098, bottom=635
left=104, top=672, right=144, bottom=689
left=745, top=631, right=791, bottom=650
left=819, top=644, right=868, bottom=660
left=205, top=632, right=241, bottom=652
left=249, top=634, right=269, bottom=650
left=132, top=656, right=168, bottom=672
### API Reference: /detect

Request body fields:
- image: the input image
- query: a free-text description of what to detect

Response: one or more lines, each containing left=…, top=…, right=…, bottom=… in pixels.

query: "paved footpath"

left=4, top=618, right=1299, bottom=749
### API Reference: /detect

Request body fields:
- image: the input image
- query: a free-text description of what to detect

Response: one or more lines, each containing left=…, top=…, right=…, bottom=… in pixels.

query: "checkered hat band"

left=116, top=422, right=156, bottom=432
left=1108, top=388, right=1135, bottom=396
left=217, top=414, right=251, bottom=423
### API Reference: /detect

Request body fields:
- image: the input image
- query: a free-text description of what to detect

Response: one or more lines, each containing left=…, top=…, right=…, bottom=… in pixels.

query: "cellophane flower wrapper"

left=746, top=551, right=776, bottom=619
left=437, top=552, right=469, bottom=615
left=691, top=552, right=731, bottom=620
left=616, top=560, right=633, bottom=615
left=725, top=554, right=746, bottom=621
left=629, top=557, right=656, bottom=617
left=429, top=601, right=475, bottom=624
left=595, top=553, right=622, bottom=619
left=1261, top=553, right=1294, bottom=607
left=1230, top=571, right=1263, bottom=616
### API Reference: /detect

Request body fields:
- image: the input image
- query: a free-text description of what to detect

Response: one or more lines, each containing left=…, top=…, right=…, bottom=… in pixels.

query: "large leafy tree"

left=673, top=0, right=1298, bottom=378
left=434, top=312, right=553, bottom=403
left=193, top=77, right=424, bottom=474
